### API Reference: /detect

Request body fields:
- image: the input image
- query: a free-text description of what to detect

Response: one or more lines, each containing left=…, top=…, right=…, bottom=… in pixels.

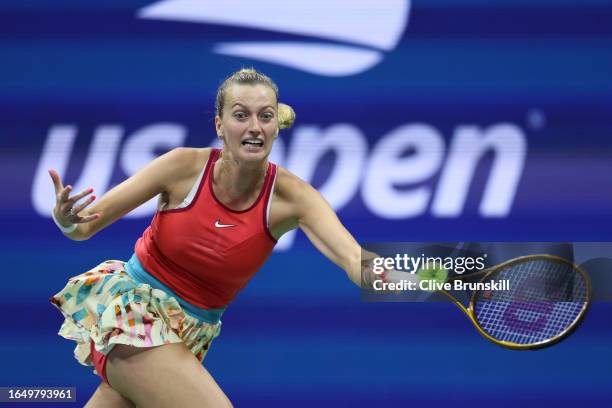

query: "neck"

left=214, top=150, right=267, bottom=201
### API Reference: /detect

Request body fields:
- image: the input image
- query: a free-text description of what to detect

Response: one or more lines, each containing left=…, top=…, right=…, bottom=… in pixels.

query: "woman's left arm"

left=289, top=177, right=375, bottom=287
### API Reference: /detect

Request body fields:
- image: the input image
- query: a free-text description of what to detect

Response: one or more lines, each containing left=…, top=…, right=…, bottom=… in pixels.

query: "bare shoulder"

left=168, top=146, right=211, bottom=169
left=269, top=165, right=338, bottom=238
left=163, top=147, right=212, bottom=179
left=268, top=166, right=315, bottom=237
left=273, top=166, right=313, bottom=204
left=157, top=147, right=212, bottom=196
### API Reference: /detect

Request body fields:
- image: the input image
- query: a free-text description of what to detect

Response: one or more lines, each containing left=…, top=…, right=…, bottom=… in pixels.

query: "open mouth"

left=241, top=139, right=264, bottom=148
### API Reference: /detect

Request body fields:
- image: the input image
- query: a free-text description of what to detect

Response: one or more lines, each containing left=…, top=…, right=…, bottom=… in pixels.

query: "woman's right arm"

left=49, top=147, right=198, bottom=241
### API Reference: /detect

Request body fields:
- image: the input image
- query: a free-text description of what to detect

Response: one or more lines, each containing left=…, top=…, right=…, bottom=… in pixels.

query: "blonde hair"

left=215, top=68, right=296, bottom=129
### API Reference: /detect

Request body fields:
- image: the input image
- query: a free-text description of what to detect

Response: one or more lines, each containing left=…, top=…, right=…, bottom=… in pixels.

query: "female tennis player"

left=49, top=69, right=383, bottom=407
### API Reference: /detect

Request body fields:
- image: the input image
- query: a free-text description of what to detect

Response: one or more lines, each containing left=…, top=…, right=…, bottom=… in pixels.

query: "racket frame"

left=439, top=254, right=592, bottom=350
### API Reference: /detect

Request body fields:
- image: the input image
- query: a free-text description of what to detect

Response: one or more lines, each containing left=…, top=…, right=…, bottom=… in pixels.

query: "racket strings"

left=473, top=258, right=587, bottom=345
left=487, top=260, right=586, bottom=303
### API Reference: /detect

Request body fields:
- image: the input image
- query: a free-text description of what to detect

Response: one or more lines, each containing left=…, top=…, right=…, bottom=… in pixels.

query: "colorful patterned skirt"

left=50, top=260, right=221, bottom=382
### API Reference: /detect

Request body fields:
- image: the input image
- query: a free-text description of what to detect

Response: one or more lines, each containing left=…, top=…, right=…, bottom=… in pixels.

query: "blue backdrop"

left=1, top=0, right=611, bottom=406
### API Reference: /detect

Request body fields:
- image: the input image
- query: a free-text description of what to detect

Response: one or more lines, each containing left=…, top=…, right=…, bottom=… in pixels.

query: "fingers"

left=57, top=185, right=73, bottom=218
left=51, top=181, right=99, bottom=225
left=60, top=186, right=94, bottom=212
left=68, top=187, right=94, bottom=204
left=49, top=170, right=95, bottom=213
left=60, top=185, right=72, bottom=203
left=71, top=194, right=96, bottom=216
left=48, top=168, right=64, bottom=193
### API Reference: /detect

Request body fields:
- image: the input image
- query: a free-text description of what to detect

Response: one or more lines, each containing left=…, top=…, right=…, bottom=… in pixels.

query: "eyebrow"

left=231, top=103, right=275, bottom=111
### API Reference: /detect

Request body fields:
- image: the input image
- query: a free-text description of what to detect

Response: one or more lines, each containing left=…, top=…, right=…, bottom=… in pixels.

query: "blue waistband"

left=124, top=253, right=225, bottom=325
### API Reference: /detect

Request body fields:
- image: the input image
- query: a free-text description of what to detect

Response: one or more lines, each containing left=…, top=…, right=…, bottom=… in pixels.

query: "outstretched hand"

left=48, top=168, right=99, bottom=227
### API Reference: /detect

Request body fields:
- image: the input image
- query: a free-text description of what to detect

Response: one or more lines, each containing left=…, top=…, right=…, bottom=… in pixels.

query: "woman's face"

left=215, top=83, right=278, bottom=164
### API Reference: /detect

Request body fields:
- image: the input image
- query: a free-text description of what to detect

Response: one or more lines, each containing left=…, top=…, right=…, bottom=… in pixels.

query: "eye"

left=260, top=112, right=274, bottom=121
left=233, top=111, right=248, bottom=121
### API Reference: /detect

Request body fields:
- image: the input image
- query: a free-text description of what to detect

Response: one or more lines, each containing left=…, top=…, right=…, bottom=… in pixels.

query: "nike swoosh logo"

left=215, top=220, right=236, bottom=228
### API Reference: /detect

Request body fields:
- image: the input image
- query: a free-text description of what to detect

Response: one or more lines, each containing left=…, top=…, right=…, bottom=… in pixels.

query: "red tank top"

left=134, top=149, right=277, bottom=309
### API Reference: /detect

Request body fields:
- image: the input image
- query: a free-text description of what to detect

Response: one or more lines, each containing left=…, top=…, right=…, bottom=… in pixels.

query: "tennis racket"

left=422, top=254, right=592, bottom=350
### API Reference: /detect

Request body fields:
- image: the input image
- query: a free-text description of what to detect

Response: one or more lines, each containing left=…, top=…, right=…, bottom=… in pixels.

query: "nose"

left=247, top=116, right=262, bottom=135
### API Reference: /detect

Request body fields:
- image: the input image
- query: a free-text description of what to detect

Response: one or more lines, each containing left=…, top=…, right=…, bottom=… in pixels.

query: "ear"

left=214, top=115, right=223, bottom=138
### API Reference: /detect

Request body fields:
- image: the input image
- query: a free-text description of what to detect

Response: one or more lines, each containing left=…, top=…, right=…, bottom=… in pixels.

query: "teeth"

left=242, top=140, right=263, bottom=146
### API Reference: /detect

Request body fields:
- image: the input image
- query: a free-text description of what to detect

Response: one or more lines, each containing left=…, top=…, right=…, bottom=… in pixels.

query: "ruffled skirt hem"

left=50, top=260, right=221, bottom=373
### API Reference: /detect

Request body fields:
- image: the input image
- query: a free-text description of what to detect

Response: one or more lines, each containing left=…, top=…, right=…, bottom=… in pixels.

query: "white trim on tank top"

left=157, top=157, right=208, bottom=212
left=265, top=171, right=277, bottom=228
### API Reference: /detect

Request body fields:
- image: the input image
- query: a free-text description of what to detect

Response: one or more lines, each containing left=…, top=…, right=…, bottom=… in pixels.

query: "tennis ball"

left=416, top=266, right=448, bottom=291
